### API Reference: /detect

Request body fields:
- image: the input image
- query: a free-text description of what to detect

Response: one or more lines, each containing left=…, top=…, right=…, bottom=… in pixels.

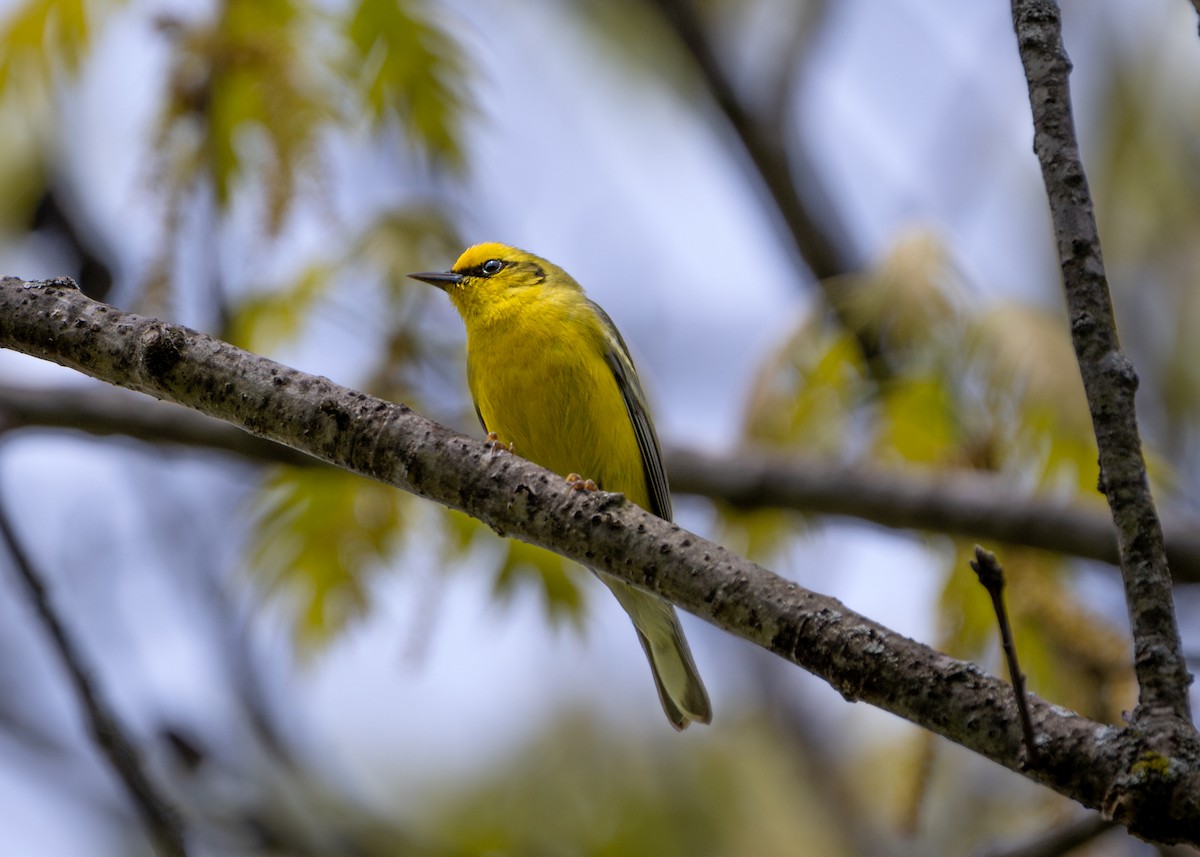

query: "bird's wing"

left=589, top=300, right=673, bottom=521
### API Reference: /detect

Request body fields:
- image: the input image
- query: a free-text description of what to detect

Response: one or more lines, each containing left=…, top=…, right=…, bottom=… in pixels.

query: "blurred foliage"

left=1091, top=28, right=1200, bottom=481
left=0, top=0, right=551, bottom=647
left=345, top=0, right=468, bottom=166
left=170, top=0, right=326, bottom=232
left=138, top=0, right=471, bottom=312
left=0, top=0, right=116, bottom=106
left=250, top=467, right=403, bottom=648
left=729, top=230, right=1139, bottom=829
left=417, top=714, right=855, bottom=857
left=142, top=713, right=860, bottom=857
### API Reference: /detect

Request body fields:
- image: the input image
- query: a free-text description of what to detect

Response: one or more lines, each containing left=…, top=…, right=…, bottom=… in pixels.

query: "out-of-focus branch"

left=642, top=0, right=883, bottom=369
left=0, top=383, right=317, bottom=467
left=648, top=0, right=856, bottom=276
left=4, top=277, right=1200, bottom=843
left=0, top=497, right=188, bottom=857
left=972, top=814, right=1118, bottom=857
left=1011, top=0, right=1191, bottom=725
left=8, top=384, right=1200, bottom=582
left=669, top=447, right=1200, bottom=583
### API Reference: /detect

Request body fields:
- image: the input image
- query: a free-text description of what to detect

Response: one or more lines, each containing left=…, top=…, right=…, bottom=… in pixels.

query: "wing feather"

left=589, top=301, right=673, bottom=521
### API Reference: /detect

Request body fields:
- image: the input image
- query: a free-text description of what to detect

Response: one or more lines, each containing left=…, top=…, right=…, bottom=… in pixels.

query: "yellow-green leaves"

left=444, top=511, right=584, bottom=626
left=970, top=303, right=1097, bottom=490
left=734, top=229, right=1132, bottom=728
left=228, top=263, right=332, bottom=352
left=149, top=0, right=470, bottom=245
left=423, top=715, right=855, bottom=857
left=494, top=541, right=584, bottom=625
left=345, top=0, right=468, bottom=167
left=741, top=232, right=1099, bottom=487
left=250, top=468, right=403, bottom=647
left=159, top=0, right=327, bottom=233
left=0, top=0, right=100, bottom=104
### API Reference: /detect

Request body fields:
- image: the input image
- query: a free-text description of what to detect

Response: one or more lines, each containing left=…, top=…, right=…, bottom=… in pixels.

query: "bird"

left=409, top=243, right=711, bottom=730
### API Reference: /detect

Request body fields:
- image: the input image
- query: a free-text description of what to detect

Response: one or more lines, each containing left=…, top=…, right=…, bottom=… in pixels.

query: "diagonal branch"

left=642, top=0, right=884, bottom=371
left=0, top=495, right=188, bottom=857
left=1011, top=0, right=1192, bottom=724
left=646, top=0, right=856, bottom=279
left=3, top=276, right=1200, bottom=843
left=9, top=385, right=1200, bottom=581
left=973, top=814, right=1118, bottom=857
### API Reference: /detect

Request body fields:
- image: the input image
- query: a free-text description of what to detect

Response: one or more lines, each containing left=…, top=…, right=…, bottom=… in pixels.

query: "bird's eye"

left=481, top=259, right=504, bottom=276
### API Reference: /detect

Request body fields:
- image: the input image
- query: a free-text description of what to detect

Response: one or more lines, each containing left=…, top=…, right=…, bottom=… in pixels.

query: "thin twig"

left=0, top=499, right=188, bottom=857
left=1011, top=0, right=1191, bottom=723
left=970, top=547, right=1038, bottom=766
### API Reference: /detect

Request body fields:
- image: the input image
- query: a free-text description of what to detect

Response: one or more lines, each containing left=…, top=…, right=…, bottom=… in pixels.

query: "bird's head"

left=409, top=243, right=579, bottom=322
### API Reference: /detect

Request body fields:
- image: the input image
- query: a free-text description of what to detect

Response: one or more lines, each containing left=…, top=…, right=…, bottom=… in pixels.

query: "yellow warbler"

left=410, top=243, right=711, bottom=730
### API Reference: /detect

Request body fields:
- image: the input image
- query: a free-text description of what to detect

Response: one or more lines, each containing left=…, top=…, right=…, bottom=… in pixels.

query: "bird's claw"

left=484, top=432, right=514, bottom=454
left=566, top=473, right=598, bottom=492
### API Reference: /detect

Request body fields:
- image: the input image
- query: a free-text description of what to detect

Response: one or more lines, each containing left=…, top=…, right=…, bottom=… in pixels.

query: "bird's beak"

left=408, top=270, right=464, bottom=291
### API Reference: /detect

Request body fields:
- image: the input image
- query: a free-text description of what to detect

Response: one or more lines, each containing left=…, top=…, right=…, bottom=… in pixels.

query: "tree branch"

left=0, top=493, right=188, bottom=857
left=642, top=0, right=886, bottom=371
left=0, top=383, right=318, bottom=467
left=973, top=814, right=1118, bottom=857
left=646, top=0, right=856, bottom=279
left=1011, top=0, right=1192, bottom=724
left=9, top=384, right=1200, bottom=582
left=669, top=447, right=1200, bottom=583
left=3, top=276, right=1200, bottom=843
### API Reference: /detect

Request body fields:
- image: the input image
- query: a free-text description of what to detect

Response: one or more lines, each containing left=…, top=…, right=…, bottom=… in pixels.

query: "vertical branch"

left=970, top=547, right=1037, bottom=765
left=0, top=501, right=189, bottom=857
left=1010, top=0, right=1191, bottom=722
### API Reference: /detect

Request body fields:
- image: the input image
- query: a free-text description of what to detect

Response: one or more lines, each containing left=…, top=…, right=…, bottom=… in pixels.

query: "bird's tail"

left=600, top=573, right=712, bottom=730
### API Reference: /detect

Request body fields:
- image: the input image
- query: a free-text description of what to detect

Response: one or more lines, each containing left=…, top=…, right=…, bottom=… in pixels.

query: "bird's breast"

left=465, top=305, right=649, bottom=508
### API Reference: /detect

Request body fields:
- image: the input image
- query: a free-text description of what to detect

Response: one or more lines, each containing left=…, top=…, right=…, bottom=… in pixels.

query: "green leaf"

left=445, top=511, right=584, bottom=625
left=227, top=263, right=332, bottom=352
left=344, top=0, right=470, bottom=167
left=248, top=467, right=404, bottom=648
left=742, top=320, right=869, bottom=453
left=0, top=0, right=100, bottom=100
left=969, top=304, right=1099, bottom=490
left=876, top=375, right=958, bottom=465
left=494, top=540, right=584, bottom=625
left=157, top=0, right=329, bottom=233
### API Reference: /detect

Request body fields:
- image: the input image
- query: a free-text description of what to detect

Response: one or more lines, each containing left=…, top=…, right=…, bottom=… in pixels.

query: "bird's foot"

left=484, top=432, right=514, bottom=454
left=566, top=473, right=598, bottom=492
